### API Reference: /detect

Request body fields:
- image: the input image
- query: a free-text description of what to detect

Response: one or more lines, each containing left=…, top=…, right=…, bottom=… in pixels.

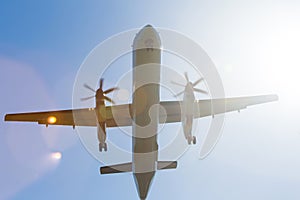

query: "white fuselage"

left=131, top=25, right=161, bottom=200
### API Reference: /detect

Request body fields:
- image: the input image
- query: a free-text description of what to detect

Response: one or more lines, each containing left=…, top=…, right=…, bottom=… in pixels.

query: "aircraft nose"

left=133, top=24, right=161, bottom=50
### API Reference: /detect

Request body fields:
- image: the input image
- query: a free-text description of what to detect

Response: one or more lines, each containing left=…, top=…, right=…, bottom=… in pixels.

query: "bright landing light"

left=47, top=116, right=57, bottom=124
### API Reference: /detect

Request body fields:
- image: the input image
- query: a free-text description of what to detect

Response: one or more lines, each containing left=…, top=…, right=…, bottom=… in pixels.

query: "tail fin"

left=100, top=161, right=177, bottom=175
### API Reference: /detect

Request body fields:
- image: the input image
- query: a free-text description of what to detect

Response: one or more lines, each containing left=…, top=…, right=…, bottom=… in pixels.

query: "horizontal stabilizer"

left=100, top=162, right=132, bottom=175
left=100, top=161, right=177, bottom=175
left=157, top=161, right=177, bottom=170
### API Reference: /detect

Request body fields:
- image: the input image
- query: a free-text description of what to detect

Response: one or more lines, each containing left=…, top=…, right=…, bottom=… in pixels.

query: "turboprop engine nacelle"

left=172, top=72, right=208, bottom=145
left=81, top=78, right=118, bottom=152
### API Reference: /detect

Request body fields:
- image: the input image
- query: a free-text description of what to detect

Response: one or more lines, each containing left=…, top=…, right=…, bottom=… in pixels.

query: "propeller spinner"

left=81, top=78, right=118, bottom=104
left=172, top=72, right=208, bottom=97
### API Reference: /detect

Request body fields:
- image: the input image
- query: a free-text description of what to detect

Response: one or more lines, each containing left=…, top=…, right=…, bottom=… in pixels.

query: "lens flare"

left=51, top=152, right=62, bottom=160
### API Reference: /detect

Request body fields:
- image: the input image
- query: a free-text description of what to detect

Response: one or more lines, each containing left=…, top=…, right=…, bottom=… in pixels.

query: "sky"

left=1, top=0, right=300, bottom=199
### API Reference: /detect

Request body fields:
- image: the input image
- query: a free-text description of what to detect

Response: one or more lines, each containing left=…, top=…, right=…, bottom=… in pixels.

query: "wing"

left=4, top=95, right=278, bottom=127
left=159, top=94, right=278, bottom=123
left=194, top=94, right=278, bottom=118
left=5, top=108, right=97, bottom=126
left=5, top=104, right=133, bottom=127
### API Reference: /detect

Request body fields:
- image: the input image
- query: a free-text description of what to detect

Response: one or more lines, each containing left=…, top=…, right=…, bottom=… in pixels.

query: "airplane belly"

left=132, top=48, right=161, bottom=173
left=132, top=25, right=161, bottom=200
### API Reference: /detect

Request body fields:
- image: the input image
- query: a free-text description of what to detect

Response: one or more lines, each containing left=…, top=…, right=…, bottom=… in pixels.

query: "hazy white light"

left=116, top=89, right=130, bottom=101
left=224, top=64, right=233, bottom=73
left=51, top=152, right=62, bottom=160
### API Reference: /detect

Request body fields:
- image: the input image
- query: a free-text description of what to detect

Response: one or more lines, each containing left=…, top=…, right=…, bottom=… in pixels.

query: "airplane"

left=4, top=24, right=278, bottom=200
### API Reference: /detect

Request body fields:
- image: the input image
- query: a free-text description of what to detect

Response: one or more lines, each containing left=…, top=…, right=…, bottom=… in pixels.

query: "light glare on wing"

left=47, top=116, right=57, bottom=124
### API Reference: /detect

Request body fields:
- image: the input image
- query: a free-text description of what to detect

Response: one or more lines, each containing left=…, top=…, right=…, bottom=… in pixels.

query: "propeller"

left=172, top=72, right=208, bottom=96
left=171, top=81, right=185, bottom=87
left=81, top=78, right=118, bottom=104
left=83, top=83, right=96, bottom=93
left=80, top=96, right=95, bottom=101
left=184, top=72, right=189, bottom=82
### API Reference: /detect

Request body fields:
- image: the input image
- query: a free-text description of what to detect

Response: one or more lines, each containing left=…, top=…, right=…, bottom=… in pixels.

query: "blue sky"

left=1, top=0, right=300, bottom=199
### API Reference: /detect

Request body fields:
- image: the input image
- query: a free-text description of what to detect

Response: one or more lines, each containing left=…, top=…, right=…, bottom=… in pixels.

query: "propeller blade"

left=99, top=78, right=104, bottom=89
left=193, top=88, right=208, bottom=95
left=174, top=91, right=185, bottom=97
left=84, top=84, right=96, bottom=93
left=104, top=96, right=115, bottom=104
left=171, top=81, right=185, bottom=87
left=192, top=78, right=204, bottom=87
left=104, top=87, right=119, bottom=94
left=81, top=95, right=95, bottom=101
left=184, top=72, right=189, bottom=82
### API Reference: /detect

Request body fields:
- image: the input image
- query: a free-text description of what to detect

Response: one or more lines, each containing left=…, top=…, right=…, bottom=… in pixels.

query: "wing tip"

left=4, top=114, right=11, bottom=121
left=4, top=113, right=24, bottom=122
left=268, top=94, right=279, bottom=102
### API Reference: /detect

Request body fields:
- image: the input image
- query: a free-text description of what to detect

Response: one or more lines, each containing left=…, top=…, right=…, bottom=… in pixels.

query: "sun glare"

left=256, top=9, right=300, bottom=105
